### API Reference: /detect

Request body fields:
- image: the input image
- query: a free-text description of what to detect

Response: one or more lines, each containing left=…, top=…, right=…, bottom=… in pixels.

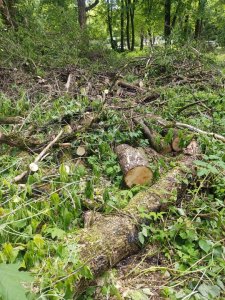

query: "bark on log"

left=116, top=144, right=153, bottom=187
left=74, top=141, right=199, bottom=298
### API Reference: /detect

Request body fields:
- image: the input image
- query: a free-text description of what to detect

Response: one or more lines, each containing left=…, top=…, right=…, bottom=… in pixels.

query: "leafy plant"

left=0, top=263, right=33, bottom=300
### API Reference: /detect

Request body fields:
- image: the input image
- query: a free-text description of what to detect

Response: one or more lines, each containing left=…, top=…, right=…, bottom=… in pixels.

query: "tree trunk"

left=116, top=144, right=153, bottom=187
left=183, top=14, right=189, bottom=38
left=130, top=0, right=135, bottom=51
left=120, top=0, right=125, bottom=51
left=194, top=0, right=206, bottom=39
left=140, top=32, right=144, bottom=50
left=164, top=0, right=171, bottom=42
left=74, top=143, right=199, bottom=298
left=125, top=0, right=131, bottom=50
left=77, top=0, right=86, bottom=28
left=77, top=0, right=99, bottom=28
left=107, top=0, right=116, bottom=50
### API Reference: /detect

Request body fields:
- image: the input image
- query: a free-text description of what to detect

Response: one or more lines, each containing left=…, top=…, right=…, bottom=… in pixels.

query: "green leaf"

left=142, top=226, right=148, bottom=237
left=199, top=240, right=211, bottom=253
left=44, top=227, right=66, bottom=239
left=0, top=263, right=33, bottom=300
left=198, top=283, right=221, bottom=298
left=138, top=232, right=145, bottom=244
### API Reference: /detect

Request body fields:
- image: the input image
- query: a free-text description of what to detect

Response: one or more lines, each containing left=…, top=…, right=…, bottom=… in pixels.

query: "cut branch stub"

left=133, top=118, right=172, bottom=154
left=116, top=144, right=153, bottom=188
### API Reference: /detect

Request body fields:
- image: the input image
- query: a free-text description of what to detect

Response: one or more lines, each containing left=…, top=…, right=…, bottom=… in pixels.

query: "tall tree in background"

left=120, top=0, right=125, bottom=51
left=164, top=0, right=171, bottom=42
left=77, top=0, right=99, bottom=28
left=106, top=0, right=116, bottom=49
left=125, top=0, right=131, bottom=50
left=194, top=0, right=206, bottom=39
left=125, top=0, right=136, bottom=51
left=129, top=0, right=136, bottom=51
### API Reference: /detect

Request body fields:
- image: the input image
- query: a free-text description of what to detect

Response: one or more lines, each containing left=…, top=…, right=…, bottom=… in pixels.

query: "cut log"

left=73, top=141, right=199, bottom=298
left=116, top=144, right=153, bottom=187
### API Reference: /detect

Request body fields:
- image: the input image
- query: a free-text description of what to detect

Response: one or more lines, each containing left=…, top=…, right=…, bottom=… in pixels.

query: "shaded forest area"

left=0, top=0, right=225, bottom=299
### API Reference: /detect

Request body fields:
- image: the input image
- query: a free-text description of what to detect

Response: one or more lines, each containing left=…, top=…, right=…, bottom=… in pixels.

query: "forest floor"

left=0, top=47, right=225, bottom=300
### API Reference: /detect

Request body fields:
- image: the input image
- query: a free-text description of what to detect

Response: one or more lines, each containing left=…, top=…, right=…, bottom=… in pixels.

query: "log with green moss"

left=73, top=141, right=199, bottom=298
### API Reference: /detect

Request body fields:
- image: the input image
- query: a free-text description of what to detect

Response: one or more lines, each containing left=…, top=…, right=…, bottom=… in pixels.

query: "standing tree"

left=130, top=0, right=136, bottom=51
left=125, top=0, right=131, bottom=50
left=106, top=0, right=116, bottom=49
left=164, top=0, right=171, bottom=42
left=77, top=0, right=99, bottom=28
left=194, top=0, right=207, bottom=39
left=125, top=0, right=136, bottom=51
left=120, top=0, right=125, bottom=51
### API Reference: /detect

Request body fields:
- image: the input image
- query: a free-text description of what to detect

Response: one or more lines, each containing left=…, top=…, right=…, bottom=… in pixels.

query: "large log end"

left=125, top=166, right=153, bottom=188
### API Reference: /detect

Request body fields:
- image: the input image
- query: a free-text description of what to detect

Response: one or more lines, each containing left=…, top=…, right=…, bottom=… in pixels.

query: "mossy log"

left=74, top=142, right=199, bottom=298
left=116, top=144, right=153, bottom=187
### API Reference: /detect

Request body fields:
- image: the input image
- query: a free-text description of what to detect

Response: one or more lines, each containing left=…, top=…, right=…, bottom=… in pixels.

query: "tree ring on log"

left=125, top=166, right=153, bottom=187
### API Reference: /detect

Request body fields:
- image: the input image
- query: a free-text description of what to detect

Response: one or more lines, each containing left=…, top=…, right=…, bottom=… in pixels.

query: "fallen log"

left=74, top=141, right=199, bottom=298
left=116, top=144, right=153, bottom=187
